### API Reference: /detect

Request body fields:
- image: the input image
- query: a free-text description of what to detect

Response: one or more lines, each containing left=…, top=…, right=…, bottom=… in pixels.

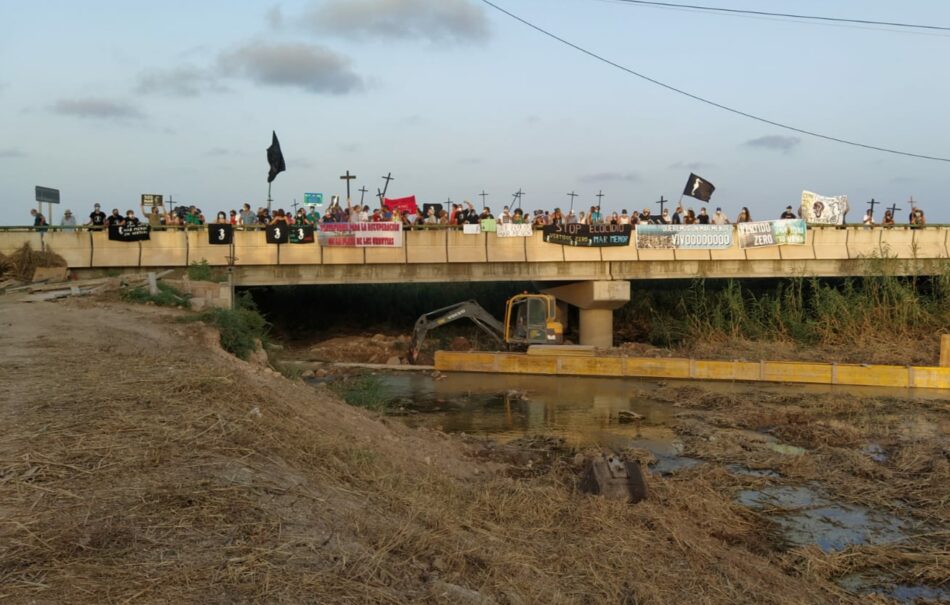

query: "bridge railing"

left=1, top=225, right=948, bottom=270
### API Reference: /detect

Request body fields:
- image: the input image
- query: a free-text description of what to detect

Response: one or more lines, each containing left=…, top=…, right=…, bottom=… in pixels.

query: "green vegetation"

left=196, top=293, right=269, bottom=360
left=618, top=263, right=950, bottom=350
left=121, top=282, right=191, bottom=308
left=329, top=375, right=390, bottom=412
left=187, top=259, right=226, bottom=282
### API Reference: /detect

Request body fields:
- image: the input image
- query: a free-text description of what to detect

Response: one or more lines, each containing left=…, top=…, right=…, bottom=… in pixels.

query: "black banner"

left=289, top=224, right=315, bottom=244
left=265, top=224, right=289, bottom=244
left=542, top=224, right=632, bottom=247
left=208, top=224, right=233, bottom=245
left=108, top=224, right=151, bottom=241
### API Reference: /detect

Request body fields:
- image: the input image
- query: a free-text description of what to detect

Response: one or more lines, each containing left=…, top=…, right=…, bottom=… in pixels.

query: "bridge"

left=3, top=226, right=948, bottom=347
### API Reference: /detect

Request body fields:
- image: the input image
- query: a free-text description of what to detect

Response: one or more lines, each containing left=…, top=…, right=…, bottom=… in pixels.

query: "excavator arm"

left=408, top=300, right=507, bottom=364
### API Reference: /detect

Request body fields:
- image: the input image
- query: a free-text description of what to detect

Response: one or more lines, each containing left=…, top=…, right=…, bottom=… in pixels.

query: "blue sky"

left=2, top=0, right=948, bottom=224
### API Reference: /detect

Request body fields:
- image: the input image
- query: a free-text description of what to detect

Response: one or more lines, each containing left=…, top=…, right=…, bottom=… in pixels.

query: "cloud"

left=136, top=65, right=227, bottom=97
left=0, top=148, right=27, bottom=159
left=50, top=98, right=144, bottom=120
left=669, top=161, right=715, bottom=171
left=218, top=42, right=363, bottom=94
left=743, top=135, right=801, bottom=153
left=578, top=171, right=640, bottom=184
left=302, top=0, right=488, bottom=43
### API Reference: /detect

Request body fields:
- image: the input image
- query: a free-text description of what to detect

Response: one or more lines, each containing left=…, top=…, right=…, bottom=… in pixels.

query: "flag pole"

left=267, top=182, right=272, bottom=212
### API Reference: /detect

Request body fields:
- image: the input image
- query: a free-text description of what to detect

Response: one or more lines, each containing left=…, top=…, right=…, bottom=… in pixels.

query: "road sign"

left=304, top=192, right=323, bottom=205
left=35, top=186, right=60, bottom=204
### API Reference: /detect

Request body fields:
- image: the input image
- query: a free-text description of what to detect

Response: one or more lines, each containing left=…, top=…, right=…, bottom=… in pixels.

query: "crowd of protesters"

left=26, top=197, right=930, bottom=231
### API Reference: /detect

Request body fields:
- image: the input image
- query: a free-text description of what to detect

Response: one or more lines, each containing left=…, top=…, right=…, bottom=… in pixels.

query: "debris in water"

left=579, top=452, right=648, bottom=503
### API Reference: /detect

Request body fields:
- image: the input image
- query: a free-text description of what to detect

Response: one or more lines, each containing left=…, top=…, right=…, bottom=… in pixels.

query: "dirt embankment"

left=0, top=296, right=930, bottom=604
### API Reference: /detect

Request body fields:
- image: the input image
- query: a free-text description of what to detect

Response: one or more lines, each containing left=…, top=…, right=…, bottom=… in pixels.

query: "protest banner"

left=463, top=224, right=481, bottom=235
left=543, top=224, right=632, bottom=247
left=480, top=218, right=497, bottom=233
left=737, top=219, right=806, bottom=248
left=265, top=224, right=289, bottom=244
left=801, top=191, right=849, bottom=225
left=635, top=224, right=732, bottom=249
left=496, top=223, right=533, bottom=237
left=317, top=222, right=403, bottom=247
left=290, top=224, right=315, bottom=244
left=208, top=224, right=233, bottom=245
left=108, top=224, right=151, bottom=242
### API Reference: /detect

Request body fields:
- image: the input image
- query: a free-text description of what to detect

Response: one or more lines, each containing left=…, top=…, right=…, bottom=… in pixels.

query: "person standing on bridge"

left=30, top=208, right=48, bottom=232
left=87, top=203, right=106, bottom=230
left=736, top=207, right=752, bottom=223
left=780, top=205, right=797, bottom=219
left=60, top=209, right=77, bottom=229
left=882, top=209, right=895, bottom=228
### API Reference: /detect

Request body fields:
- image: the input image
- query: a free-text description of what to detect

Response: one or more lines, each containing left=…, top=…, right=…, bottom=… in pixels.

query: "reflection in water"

left=381, top=372, right=682, bottom=449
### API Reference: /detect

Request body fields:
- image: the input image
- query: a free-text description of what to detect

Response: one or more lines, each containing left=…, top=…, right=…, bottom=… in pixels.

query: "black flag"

left=265, top=224, right=289, bottom=244
left=267, top=131, right=286, bottom=183
left=683, top=173, right=715, bottom=202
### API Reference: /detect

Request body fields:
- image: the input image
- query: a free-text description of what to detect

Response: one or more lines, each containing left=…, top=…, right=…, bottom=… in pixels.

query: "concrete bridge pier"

left=543, top=280, right=631, bottom=348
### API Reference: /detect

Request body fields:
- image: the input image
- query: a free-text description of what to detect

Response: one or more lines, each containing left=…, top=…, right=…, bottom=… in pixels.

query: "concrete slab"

left=913, top=228, right=948, bottom=259
left=811, top=227, right=850, bottom=260
left=673, top=249, right=712, bottom=261
left=486, top=233, right=527, bottom=263
left=743, top=246, right=782, bottom=260
left=140, top=230, right=188, bottom=267
left=232, top=230, right=277, bottom=265
left=0, top=231, right=44, bottom=254
left=277, top=241, right=322, bottom=265
left=846, top=228, right=883, bottom=258
left=90, top=231, right=140, bottom=267
left=600, top=245, right=638, bottom=261
left=187, top=229, right=233, bottom=266
left=525, top=232, right=564, bottom=262
left=42, top=230, right=92, bottom=268
left=408, top=229, right=447, bottom=263
left=447, top=230, right=487, bottom=263
left=322, top=246, right=366, bottom=264
left=365, top=246, right=407, bottom=264
left=878, top=228, right=916, bottom=258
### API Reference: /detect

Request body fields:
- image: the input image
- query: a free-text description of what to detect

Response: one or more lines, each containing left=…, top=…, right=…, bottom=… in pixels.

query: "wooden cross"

left=290, top=199, right=300, bottom=212
left=567, top=191, right=578, bottom=213
left=377, top=188, right=385, bottom=203
left=446, top=197, right=453, bottom=205
left=596, top=190, right=605, bottom=206
left=866, top=198, right=879, bottom=217
left=340, top=170, right=356, bottom=199
left=358, top=186, right=368, bottom=206
left=656, top=196, right=668, bottom=214
left=512, top=189, right=524, bottom=209
left=887, top=203, right=901, bottom=219
left=479, top=191, right=488, bottom=205
left=381, top=172, right=394, bottom=198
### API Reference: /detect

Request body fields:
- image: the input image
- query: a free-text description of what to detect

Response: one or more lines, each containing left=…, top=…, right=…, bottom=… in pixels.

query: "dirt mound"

left=307, top=333, right=410, bottom=364
left=0, top=296, right=866, bottom=603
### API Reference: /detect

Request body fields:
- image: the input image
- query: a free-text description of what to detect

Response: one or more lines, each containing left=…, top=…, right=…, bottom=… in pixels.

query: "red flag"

left=383, top=195, right=418, bottom=215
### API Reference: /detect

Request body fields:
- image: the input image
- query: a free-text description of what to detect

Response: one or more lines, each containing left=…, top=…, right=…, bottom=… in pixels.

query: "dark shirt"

left=105, top=214, right=123, bottom=226
left=671, top=212, right=682, bottom=225
left=89, top=210, right=106, bottom=226
left=697, top=214, right=710, bottom=225
left=780, top=211, right=796, bottom=219
left=33, top=213, right=48, bottom=231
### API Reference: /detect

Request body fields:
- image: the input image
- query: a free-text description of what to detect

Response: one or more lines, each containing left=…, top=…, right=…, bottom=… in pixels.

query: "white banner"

left=800, top=191, right=849, bottom=225
left=495, top=223, right=533, bottom=237
left=462, top=224, right=481, bottom=235
left=317, top=222, right=403, bottom=247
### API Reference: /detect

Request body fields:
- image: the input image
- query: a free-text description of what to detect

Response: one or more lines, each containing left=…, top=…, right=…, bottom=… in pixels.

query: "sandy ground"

left=0, top=294, right=945, bottom=603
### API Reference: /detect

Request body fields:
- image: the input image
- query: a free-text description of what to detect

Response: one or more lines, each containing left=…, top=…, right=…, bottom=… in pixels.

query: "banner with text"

left=462, top=224, right=481, bottom=235
left=208, top=224, right=233, bottom=245
left=800, top=191, right=849, bottom=225
left=635, top=224, right=732, bottom=249
left=496, top=223, right=533, bottom=237
left=737, top=219, right=807, bottom=249
left=290, top=224, right=315, bottom=244
left=543, top=224, right=632, bottom=247
left=318, top=222, right=403, bottom=247
left=108, top=224, right=151, bottom=242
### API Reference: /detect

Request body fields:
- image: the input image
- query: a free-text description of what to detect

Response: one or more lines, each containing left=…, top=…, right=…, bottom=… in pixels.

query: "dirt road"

left=0, top=295, right=934, bottom=603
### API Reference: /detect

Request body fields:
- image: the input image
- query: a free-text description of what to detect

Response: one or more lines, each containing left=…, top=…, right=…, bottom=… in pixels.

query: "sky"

left=2, top=0, right=949, bottom=225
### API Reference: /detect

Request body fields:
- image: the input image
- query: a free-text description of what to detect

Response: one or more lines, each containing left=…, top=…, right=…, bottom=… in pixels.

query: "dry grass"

left=0, top=298, right=879, bottom=604
left=0, top=242, right=66, bottom=282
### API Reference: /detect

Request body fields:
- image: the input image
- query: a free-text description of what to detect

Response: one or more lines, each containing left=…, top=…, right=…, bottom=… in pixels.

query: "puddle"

left=738, top=485, right=907, bottom=552
left=838, top=574, right=950, bottom=604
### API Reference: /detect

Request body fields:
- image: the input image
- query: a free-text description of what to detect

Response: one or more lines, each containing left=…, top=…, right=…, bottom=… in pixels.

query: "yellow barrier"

left=434, top=351, right=950, bottom=391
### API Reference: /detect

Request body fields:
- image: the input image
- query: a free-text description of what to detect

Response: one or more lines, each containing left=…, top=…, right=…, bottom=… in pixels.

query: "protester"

left=882, top=209, right=895, bottom=227
left=589, top=205, right=602, bottom=224
left=123, top=210, right=140, bottom=225
left=164, top=208, right=181, bottom=228
left=660, top=209, right=672, bottom=224
left=910, top=209, right=926, bottom=228
left=736, top=207, right=752, bottom=223
left=500, top=206, right=512, bottom=224
left=711, top=208, right=729, bottom=225
left=780, top=205, right=797, bottom=219
left=105, top=209, right=123, bottom=226
left=862, top=210, right=874, bottom=227
left=512, top=208, right=526, bottom=224
left=269, top=209, right=291, bottom=226
left=60, top=209, right=77, bottom=229
left=618, top=209, right=630, bottom=225
left=672, top=205, right=683, bottom=224
left=551, top=208, right=564, bottom=226
left=87, top=203, right=106, bottom=229
left=684, top=209, right=697, bottom=224
left=30, top=208, right=48, bottom=231
left=214, top=211, right=229, bottom=224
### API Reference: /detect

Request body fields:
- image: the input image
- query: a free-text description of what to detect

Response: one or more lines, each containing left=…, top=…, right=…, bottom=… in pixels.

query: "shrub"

left=197, top=294, right=269, bottom=360
left=121, top=282, right=190, bottom=308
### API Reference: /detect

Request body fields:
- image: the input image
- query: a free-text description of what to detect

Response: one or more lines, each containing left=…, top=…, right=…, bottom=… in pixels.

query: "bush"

left=121, top=282, right=190, bottom=308
left=197, top=294, right=269, bottom=360
left=329, top=375, right=390, bottom=412
left=187, top=259, right=216, bottom=282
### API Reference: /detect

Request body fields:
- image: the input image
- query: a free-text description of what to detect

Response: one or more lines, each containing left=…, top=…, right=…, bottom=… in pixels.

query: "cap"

left=65, top=209, right=72, bottom=214
left=716, top=207, right=722, bottom=212
left=94, top=203, right=101, bottom=208
left=786, top=205, right=793, bottom=210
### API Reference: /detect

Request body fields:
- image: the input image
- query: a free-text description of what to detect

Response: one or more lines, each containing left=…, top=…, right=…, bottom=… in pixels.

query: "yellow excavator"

left=408, top=293, right=564, bottom=364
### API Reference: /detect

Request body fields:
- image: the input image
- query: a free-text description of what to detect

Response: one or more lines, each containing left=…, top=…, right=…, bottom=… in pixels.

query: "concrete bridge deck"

left=2, top=226, right=947, bottom=286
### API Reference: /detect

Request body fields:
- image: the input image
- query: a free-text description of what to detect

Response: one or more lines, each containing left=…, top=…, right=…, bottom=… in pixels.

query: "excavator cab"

left=504, top=293, right=563, bottom=346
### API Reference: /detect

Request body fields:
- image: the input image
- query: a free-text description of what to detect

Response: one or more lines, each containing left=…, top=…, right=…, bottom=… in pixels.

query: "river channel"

left=313, top=370, right=949, bottom=603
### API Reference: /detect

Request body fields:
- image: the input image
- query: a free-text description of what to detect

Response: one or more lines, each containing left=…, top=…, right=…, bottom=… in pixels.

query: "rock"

left=449, top=336, right=471, bottom=351
left=618, top=410, right=644, bottom=424
left=578, top=453, right=648, bottom=503
left=386, top=356, right=402, bottom=366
